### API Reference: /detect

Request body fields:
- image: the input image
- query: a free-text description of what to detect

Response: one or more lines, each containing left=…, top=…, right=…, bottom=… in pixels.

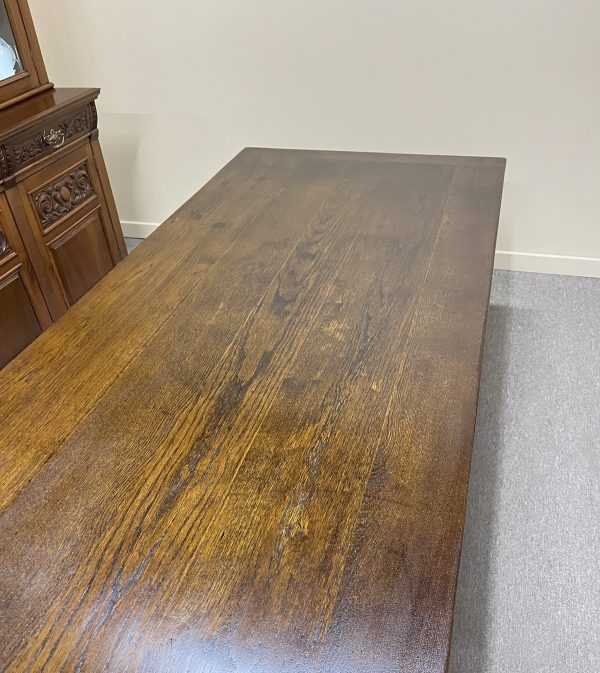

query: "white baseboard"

left=120, top=223, right=600, bottom=279
left=494, top=250, right=600, bottom=278
left=121, top=220, right=159, bottom=239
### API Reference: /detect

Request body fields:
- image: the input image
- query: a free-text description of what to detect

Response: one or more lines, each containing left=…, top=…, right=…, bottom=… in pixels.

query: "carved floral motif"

left=32, top=164, right=95, bottom=229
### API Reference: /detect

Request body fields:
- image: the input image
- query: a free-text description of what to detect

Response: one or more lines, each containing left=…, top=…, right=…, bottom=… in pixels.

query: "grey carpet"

left=125, top=237, right=144, bottom=253
left=449, top=270, right=600, bottom=673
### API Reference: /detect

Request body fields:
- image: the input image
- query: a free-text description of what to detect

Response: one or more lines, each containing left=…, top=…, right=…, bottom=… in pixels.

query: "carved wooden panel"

left=0, top=102, right=97, bottom=180
left=0, top=228, right=12, bottom=260
left=32, top=163, right=95, bottom=230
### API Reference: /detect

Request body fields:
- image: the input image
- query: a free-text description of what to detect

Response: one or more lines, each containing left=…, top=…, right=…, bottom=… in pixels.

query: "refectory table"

left=0, top=148, right=505, bottom=673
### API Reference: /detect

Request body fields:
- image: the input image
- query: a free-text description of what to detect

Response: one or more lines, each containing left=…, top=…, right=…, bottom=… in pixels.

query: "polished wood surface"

left=0, top=148, right=505, bottom=673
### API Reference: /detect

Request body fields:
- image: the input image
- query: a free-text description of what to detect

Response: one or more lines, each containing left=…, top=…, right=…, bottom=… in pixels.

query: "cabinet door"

left=0, top=193, right=51, bottom=368
left=49, top=208, right=114, bottom=304
left=8, top=143, right=125, bottom=320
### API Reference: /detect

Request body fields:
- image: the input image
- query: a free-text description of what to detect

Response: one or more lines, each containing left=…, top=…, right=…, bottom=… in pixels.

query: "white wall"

left=29, top=0, right=600, bottom=275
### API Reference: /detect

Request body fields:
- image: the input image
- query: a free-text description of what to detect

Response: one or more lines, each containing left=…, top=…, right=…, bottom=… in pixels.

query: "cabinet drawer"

left=0, top=101, right=97, bottom=181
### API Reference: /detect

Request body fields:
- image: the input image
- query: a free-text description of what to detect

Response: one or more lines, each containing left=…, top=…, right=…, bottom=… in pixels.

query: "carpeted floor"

left=125, top=237, right=144, bottom=253
left=123, top=239, right=600, bottom=670
left=449, top=270, right=600, bottom=673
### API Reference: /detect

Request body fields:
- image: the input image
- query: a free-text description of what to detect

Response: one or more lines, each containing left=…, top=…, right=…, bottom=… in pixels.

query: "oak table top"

left=0, top=148, right=505, bottom=673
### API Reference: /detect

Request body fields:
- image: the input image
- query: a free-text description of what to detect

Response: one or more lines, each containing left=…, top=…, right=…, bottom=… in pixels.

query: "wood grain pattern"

left=0, top=148, right=505, bottom=673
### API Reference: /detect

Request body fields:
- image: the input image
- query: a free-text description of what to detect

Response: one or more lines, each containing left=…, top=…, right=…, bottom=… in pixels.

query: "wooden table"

left=0, top=149, right=505, bottom=673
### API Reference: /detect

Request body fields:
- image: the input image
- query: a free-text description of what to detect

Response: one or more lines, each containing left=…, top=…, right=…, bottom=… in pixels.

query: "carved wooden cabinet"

left=0, top=0, right=127, bottom=368
left=0, top=88, right=127, bottom=368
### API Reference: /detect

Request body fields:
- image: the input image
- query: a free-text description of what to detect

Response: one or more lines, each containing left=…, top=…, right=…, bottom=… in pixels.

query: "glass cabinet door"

left=0, top=1, right=23, bottom=81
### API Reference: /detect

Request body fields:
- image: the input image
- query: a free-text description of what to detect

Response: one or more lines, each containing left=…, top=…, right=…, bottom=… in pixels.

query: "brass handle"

left=43, top=128, right=65, bottom=149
